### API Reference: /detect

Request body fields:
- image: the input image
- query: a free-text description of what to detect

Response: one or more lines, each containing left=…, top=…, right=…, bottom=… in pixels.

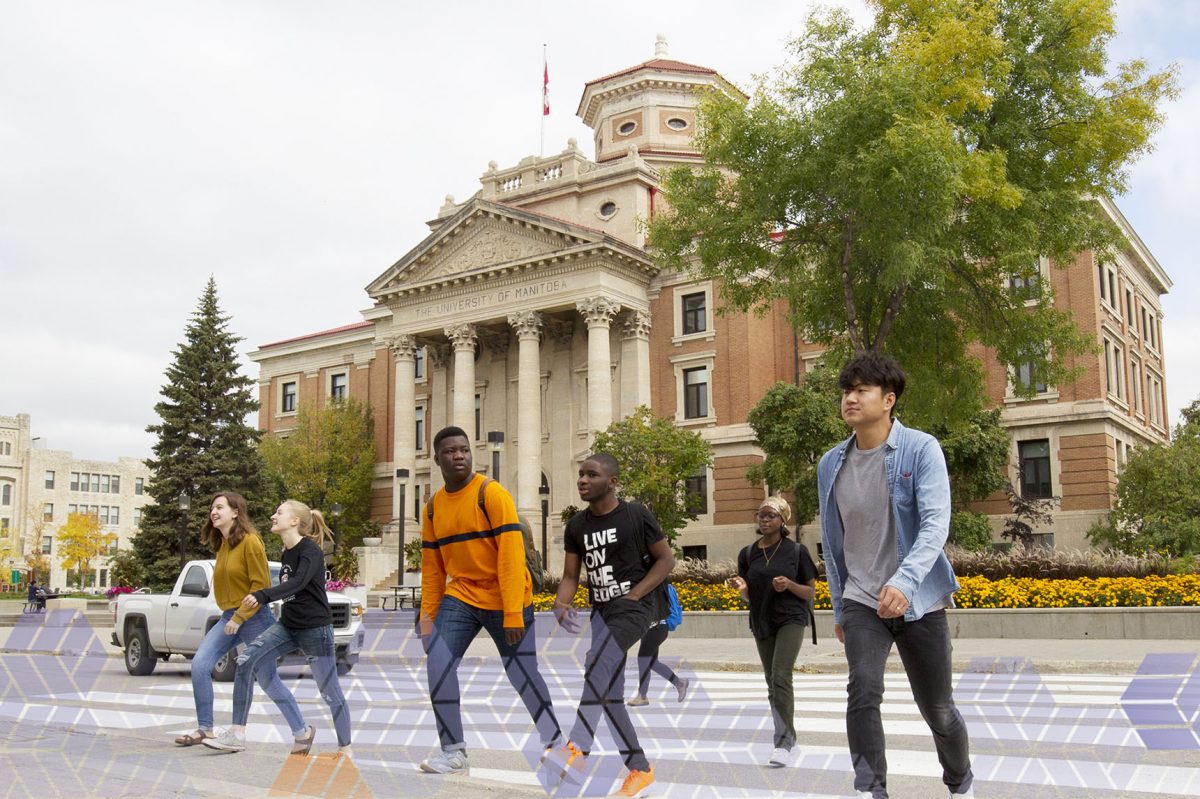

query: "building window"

left=70, top=472, right=80, bottom=491
left=135, top=477, right=144, bottom=495
left=330, top=372, right=347, bottom=401
left=99, top=506, right=109, bottom=525
left=1103, top=338, right=1124, bottom=400
left=0, top=483, right=10, bottom=506
left=1130, top=359, right=1143, bottom=414
left=415, top=347, right=426, bottom=380
left=68, top=503, right=77, bottom=515
left=1149, top=373, right=1164, bottom=427
left=681, top=545, right=708, bottom=562
left=281, top=381, right=297, bottom=413
left=1014, top=358, right=1047, bottom=394
left=90, top=473, right=100, bottom=493
left=43, top=503, right=53, bottom=522
left=111, top=475, right=120, bottom=493
left=78, top=472, right=89, bottom=493
left=684, top=470, right=708, bottom=514
left=0, top=442, right=9, bottom=456
left=415, top=405, right=426, bottom=451
left=683, top=367, right=709, bottom=419
left=681, top=292, right=706, bottom=334
left=41, top=536, right=52, bottom=555
left=1018, top=439, right=1052, bottom=500
left=1125, top=289, right=1135, bottom=327
left=133, top=507, right=142, bottom=527
left=45, top=470, right=55, bottom=490
left=101, top=474, right=110, bottom=494
left=474, top=394, right=482, bottom=441
left=99, top=569, right=108, bottom=588
left=0, top=517, right=8, bottom=533
left=110, top=506, right=120, bottom=525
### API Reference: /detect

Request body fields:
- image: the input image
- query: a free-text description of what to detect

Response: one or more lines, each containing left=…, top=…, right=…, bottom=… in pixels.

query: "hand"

left=223, top=620, right=241, bottom=636
left=726, top=576, right=746, bottom=591
left=553, top=601, right=582, bottom=634
left=241, top=594, right=259, bottom=610
left=877, top=585, right=909, bottom=619
left=834, top=623, right=845, bottom=644
left=504, top=626, right=525, bottom=646
left=771, top=575, right=792, bottom=593
left=418, top=615, right=434, bottom=640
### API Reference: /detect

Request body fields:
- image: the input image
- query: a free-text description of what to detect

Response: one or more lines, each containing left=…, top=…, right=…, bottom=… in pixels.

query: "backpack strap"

left=476, top=476, right=494, bottom=528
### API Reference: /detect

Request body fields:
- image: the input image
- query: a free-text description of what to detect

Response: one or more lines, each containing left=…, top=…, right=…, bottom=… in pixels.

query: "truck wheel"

left=124, top=626, right=158, bottom=676
left=211, top=650, right=237, bottom=682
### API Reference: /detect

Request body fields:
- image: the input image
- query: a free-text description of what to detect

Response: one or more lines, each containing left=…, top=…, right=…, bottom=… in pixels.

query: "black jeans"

left=570, top=597, right=653, bottom=771
left=841, top=600, right=972, bottom=798
left=636, top=623, right=679, bottom=697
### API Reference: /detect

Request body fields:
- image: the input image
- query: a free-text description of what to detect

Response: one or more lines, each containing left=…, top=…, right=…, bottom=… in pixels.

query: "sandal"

left=291, top=725, right=316, bottom=756
left=174, top=729, right=214, bottom=746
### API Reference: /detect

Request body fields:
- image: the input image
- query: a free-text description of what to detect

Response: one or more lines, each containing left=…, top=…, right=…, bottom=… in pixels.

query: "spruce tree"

left=135, top=278, right=264, bottom=589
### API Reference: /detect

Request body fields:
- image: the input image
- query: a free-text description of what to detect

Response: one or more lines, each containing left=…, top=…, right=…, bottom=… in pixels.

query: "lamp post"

left=177, top=492, right=191, bottom=572
left=538, top=482, right=550, bottom=569
left=330, top=503, right=342, bottom=557
left=396, top=468, right=409, bottom=584
left=486, top=431, right=505, bottom=480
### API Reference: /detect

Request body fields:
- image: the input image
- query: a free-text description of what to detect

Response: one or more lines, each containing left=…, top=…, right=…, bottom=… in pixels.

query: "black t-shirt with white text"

left=564, top=500, right=665, bottom=607
left=252, top=536, right=331, bottom=630
left=737, top=536, right=818, bottom=640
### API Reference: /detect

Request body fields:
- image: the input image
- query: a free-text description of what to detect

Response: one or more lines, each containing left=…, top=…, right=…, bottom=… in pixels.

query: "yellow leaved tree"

left=57, top=512, right=117, bottom=590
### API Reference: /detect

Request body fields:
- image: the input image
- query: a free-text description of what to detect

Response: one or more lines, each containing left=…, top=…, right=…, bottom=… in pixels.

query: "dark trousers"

left=841, top=600, right=973, bottom=798
left=424, top=595, right=561, bottom=751
left=571, top=598, right=653, bottom=771
left=754, top=622, right=805, bottom=749
left=636, top=623, right=679, bottom=697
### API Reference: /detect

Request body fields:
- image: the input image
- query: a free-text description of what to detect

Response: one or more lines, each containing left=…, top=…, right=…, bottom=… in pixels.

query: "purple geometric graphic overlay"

left=1, top=609, right=109, bottom=716
left=1121, top=652, right=1200, bottom=750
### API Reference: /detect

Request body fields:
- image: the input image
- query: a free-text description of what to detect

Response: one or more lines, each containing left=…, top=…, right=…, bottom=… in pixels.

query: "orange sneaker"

left=543, top=740, right=586, bottom=780
left=613, top=766, right=655, bottom=797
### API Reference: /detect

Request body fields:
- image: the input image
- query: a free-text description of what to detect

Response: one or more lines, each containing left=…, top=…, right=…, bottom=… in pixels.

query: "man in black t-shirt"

left=546, top=453, right=674, bottom=798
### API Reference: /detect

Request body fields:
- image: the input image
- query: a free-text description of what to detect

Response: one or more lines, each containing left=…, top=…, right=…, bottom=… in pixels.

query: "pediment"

left=367, top=200, right=604, bottom=300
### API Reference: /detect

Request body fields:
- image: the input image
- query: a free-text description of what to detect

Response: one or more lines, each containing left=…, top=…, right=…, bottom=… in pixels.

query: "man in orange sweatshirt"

left=417, top=426, right=562, bottom=775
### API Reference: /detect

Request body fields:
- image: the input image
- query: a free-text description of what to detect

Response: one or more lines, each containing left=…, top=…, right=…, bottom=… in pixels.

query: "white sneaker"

left=767, top=746, right=793, bottom=767
left=950, top=788, right=975, bottom=798
left=202, top=728, right=246, bottom=753
left=858, top=793, right=875, bottom=798
left=420, top=748, right=469, bottom=774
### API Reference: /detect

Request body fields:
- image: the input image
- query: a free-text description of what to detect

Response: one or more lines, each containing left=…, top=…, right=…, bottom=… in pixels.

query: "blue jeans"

left=841, top=600, right=973, bottom=798
left=425, top=595, right=561, bottom=752
left=192, top=607, right=284, bottom=731
left=234, top=622, right=351, bottom=747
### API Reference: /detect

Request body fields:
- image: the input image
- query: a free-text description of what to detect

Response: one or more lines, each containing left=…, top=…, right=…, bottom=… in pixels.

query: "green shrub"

left=950, top=511, right=994, bottom=552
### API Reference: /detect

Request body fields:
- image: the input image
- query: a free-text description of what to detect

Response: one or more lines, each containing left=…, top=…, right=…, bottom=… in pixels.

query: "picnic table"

left=381, top=584, right=421, bottom=611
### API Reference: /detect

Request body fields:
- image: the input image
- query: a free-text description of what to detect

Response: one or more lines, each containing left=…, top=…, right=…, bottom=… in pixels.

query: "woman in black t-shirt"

left=728, top=496, right=817, bottom=769
left=204, top=500, right=352, bottom=758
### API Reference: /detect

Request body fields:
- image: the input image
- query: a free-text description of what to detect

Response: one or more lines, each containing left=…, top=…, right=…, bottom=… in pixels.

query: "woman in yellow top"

left=174, top=491, right=297, bottom=746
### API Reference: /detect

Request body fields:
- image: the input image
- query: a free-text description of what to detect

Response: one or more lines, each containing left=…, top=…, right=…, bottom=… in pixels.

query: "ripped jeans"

left=233, top=622, right=351, bottom=747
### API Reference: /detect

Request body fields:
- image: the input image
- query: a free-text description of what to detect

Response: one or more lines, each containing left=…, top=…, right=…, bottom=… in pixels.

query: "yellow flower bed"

left=531, top=575, right=1200, bottom=611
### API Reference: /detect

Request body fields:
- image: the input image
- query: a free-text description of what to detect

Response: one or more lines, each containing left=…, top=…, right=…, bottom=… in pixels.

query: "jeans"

left=571, top=598, right=653, bottom=772
left=234, top=622, right=351, bottom=747
left=754, top=622, right=805, bottom=750
left=192, top=607, right=282, bottom=731
left=425, top=595, right=561, bottom=752
left=841, top=600, right=972, bottom=798
left=636, top=623, right=679, bottom=697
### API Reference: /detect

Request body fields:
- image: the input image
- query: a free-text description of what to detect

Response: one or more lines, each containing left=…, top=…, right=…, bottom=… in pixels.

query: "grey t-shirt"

left=835, top=441, right=898, bottom=609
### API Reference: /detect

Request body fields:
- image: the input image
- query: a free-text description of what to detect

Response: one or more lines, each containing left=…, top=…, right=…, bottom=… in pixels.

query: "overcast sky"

left=2, top=0, right=1196, bottom=462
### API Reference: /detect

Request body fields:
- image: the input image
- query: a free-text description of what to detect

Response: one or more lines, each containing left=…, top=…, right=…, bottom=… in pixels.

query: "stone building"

left=248, top=40, right=1170, bottom=588
left=0, top=413, right=152, bottom=591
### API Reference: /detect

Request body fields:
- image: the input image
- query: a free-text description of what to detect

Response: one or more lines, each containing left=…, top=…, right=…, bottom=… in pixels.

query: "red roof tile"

left=258, top=320, right=373, bottom=349
left=583, top=58, right=717, bottom=88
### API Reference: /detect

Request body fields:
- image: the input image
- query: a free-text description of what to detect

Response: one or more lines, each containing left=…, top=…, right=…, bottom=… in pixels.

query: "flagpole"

left=540, top=44, right=547, bottom=158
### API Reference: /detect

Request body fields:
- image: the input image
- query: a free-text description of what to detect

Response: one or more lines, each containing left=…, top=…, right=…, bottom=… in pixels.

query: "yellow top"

left=212, top=532, right=272, bottom=625
left=421, top=473, right=531, bottom=628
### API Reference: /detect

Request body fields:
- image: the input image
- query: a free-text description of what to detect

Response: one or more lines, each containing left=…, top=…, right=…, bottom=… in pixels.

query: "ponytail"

left=282, top=499, right=335, bottom=548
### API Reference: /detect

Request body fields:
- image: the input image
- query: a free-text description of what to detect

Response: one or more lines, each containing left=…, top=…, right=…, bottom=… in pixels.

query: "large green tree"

left=1089, top=401, right=1200, bottom=556
left=650, top=0, right=1177, bottom=423
left=135, top=279, right=264, bottom=589
left=590, top=406, right=713, bottom=546
left=260, top=397, right=378, bottom=552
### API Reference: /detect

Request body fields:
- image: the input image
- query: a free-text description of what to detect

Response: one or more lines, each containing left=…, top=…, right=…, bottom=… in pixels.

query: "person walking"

left=548, top=453, right=674, bottom=798
left=627, top=620, right=689, bottom=708
left=818, top=351, right=974, bottom=799
left=173, top=492, right=288, bottom=748
left=205, top=500, right=351, bottom=756
left=727, top=495, right=818, bottom=768
left=417, top=426, right=562, bottom=775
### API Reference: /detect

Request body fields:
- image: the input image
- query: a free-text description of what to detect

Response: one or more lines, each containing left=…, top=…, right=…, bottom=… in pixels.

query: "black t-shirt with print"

left=252, top=536, right=331, bottom=629
left=564, top=500, right=665, bottom=609
left=737, top=535, right=818, bottom=640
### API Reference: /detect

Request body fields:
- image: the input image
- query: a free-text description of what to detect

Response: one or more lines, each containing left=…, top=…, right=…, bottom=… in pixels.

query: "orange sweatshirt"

left=212, top=532, right=272, bottom=625
left=421, top=473, right=531, bottom=628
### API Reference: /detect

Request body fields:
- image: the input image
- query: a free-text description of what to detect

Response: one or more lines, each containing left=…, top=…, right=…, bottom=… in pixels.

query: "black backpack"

left=427, top=476, right=545, bottom=593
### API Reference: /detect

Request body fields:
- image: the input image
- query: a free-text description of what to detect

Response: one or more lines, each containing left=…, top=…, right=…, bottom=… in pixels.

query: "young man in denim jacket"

left=817, top=352, right=974, bottom=799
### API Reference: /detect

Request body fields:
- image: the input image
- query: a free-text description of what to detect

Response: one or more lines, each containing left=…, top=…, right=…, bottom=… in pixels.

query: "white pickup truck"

left=110, top=559, right=365, bottom=681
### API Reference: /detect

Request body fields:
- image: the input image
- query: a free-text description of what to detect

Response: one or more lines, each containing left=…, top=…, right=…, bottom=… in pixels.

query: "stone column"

left=386, top=334, right=418, bottom=523
left=576, top=297, right=621, bottom=435
left=508, top=310, right=543, bottom=515
left=620, top=310, right=652, bottom=418
left=445, top=323, right=478, bottom=436
left=425, top=342, right=450, bottom=495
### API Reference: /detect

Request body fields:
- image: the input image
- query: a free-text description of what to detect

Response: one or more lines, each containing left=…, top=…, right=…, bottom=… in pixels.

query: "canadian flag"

left=542, top=57, right=550, bottom=116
